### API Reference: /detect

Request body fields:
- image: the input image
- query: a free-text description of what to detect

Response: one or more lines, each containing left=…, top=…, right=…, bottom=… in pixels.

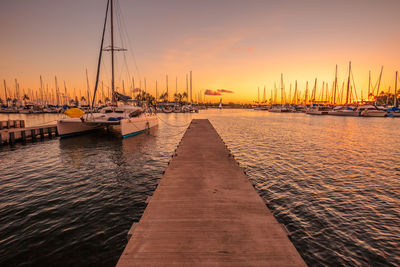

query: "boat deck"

left=117, top=119, right=306, bottom=266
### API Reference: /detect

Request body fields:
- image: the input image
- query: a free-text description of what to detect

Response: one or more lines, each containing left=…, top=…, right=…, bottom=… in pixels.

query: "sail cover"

left=113, top=92, right=132, bottom=102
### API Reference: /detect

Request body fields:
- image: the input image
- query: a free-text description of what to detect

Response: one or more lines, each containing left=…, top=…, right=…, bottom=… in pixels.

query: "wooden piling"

left=31, top=129, right=36, bottom=142
left=48, top=128, right=52, bottom=139
left=21, top=130, right=26, bottom=144
left=9, top=132, right=15, bottom=145
left=40, top=128, right=44, bottom=140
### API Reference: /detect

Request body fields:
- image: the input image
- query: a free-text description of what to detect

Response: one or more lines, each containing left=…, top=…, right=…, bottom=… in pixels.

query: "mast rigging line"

left=156, top=114, right=191, bottom=128
left=115, top=0, right=142, bottom=81
left=350, top=69, right=358, bottom=101
left=92, top=0, right=111, bottom=108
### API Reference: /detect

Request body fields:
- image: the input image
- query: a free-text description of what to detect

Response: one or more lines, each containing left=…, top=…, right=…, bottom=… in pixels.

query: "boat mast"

left=377, top=66, right=383, bottom=98
left=333, top=65, right=337, bottom=105
left=368, top=70, right=371, bottom=101
left=190, top=71, right=193, bottom=104
left=111, top=0, right=115, bottom=105
left=345, top=61, right=351, bottom=105
left=186, top=74, right=188, bottom=102
left=3, top=80, right=7, bottom=103
left=280, top=73, right=284, bottom=105
left=92, top=0, right=110, bottom=108
left=395, top=71, right=398, bottom=107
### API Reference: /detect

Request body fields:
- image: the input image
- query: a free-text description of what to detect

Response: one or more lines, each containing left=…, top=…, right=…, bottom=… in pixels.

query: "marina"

left=1, top=110, right=399, bottom=266
left=1, top=0, right=400, bottom=266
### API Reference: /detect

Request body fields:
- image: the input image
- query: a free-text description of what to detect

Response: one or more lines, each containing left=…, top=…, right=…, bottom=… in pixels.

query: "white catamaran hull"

left=120, top=115, right=158, bottom=138
left=57, top=115, right=158, bottom=138
left=57, top=119, right=105, bottom=137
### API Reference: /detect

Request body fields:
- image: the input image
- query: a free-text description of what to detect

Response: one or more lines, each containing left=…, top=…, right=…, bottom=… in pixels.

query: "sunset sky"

left=1, top=0, right=400, bottom=103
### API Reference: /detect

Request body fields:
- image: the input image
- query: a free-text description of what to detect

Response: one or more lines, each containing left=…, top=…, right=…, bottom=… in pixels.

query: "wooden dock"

left=0, top=120, right=58, bottom=145
left=117, top=119, right=306, bottom=266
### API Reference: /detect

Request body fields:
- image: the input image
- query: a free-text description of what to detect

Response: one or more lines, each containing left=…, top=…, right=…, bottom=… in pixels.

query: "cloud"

left=204, top=89, right=221, bottom=96
left=217, top=89, right=234, bottom=93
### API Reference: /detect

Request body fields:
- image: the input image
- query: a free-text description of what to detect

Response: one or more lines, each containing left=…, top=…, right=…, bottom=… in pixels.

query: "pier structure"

left=117, top=119, right=305, bottom=266
left=0, top=120, right=57, bottom=145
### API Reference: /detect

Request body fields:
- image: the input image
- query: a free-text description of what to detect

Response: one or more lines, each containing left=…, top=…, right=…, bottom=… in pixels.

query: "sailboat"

left=218, top=98, right=222, bottom=109
left=57, top=0, right=157, bottom=138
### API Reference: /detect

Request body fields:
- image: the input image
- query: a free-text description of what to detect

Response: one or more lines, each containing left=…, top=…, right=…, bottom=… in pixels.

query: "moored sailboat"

left=57, top=0, right=157, bottom=138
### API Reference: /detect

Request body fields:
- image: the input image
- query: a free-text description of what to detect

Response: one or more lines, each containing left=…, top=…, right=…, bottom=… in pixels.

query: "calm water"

left=0, top=110, right=399, bottom=266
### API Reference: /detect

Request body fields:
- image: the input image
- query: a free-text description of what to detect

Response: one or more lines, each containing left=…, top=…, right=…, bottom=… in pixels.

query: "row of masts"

left=0, top=72, right=202, bottom=107
left=256, top=62, right=399, bottom=106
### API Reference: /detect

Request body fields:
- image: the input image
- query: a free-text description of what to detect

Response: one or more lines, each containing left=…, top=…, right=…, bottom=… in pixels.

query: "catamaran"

left=57, top=0, right=157, bottom=138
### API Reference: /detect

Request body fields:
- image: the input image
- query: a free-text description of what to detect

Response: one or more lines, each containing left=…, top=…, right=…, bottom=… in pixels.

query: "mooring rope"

left=155, top=114, right=190, bottom=128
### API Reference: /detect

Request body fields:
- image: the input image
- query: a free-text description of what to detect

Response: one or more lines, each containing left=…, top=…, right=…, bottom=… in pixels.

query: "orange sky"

left=1, top=0, right=400, bottom=103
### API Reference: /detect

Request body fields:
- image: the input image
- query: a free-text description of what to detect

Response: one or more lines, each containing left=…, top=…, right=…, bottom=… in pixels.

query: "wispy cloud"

left=217, top=89, right=234, bottom=93
left=204, top=89, right=221, bottom=96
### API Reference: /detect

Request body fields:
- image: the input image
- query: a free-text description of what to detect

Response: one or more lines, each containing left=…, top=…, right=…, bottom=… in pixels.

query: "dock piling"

left=40, top=128, right=44, bottom=140
left=31, top=129, right=36, bottom=142
left=21, top=130, right=26, bottom=144
left=9, top=132, right=15, bottom=145
left=48, top=128, right=52, bottom=139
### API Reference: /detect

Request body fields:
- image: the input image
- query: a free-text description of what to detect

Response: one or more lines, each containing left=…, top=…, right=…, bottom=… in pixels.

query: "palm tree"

left=0, top=98, right=4, bottom=106
left=22, top=94, right=30, bottom=106
left=105, top=97, right=110, bottom=104
left=159, top=92, right=168, bottom=102
left=12, top=98, right=18, bottom=107
left=182, top=92, right=188, bottom=103
left=6, top=97, right=12, bottom=107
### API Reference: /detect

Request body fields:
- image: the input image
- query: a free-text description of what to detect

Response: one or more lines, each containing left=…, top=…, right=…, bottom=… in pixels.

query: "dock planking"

left=117, top=119, right=306, bottom=266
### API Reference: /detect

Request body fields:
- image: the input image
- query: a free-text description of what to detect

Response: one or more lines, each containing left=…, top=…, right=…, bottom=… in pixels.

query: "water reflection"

left=0, top=110, right=399, bottom=266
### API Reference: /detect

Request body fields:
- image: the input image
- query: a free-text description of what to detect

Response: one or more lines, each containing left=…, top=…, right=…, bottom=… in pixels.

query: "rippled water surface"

left=1, top=110, right=399, bottom=266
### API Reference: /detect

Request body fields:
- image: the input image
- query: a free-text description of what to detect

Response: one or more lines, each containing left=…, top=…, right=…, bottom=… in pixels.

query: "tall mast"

left=345, top=61, right=351, bottom=105
left=92, top=0, right=110, bottom=108
left=368, top=70, right=371, bottom=101
left=263, top=86, right=266, bottom=103
left=304, top=81, right=309, bottom=105
left=86, top=69, right=91, bottom=107
left=156, top=80, right=158, bottom=100
left=377, top=66, right=383, bottom=98
left=64, top=81, right=67, bottom=105
left=312, top=78, right=317, bottom=102
left=257, top=87, right=260, bottom=104
left=186, top=74, right=188, bottom=102
left=55, top=76, right=59, bottom=106
left=333, top=64, right=337, bottom=105
left=3, top=80, right=7, bottom=101
left=166, top=74, right=168, bottom=101
left=280, top=73, right=283, bottom=105
left=190, top=71, right=192, bottom=104
left=40, top=76, right=44, bottom=105
left=395, top=71, right=398, bottom=107
left=111, top=0, right=115, bottom=103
